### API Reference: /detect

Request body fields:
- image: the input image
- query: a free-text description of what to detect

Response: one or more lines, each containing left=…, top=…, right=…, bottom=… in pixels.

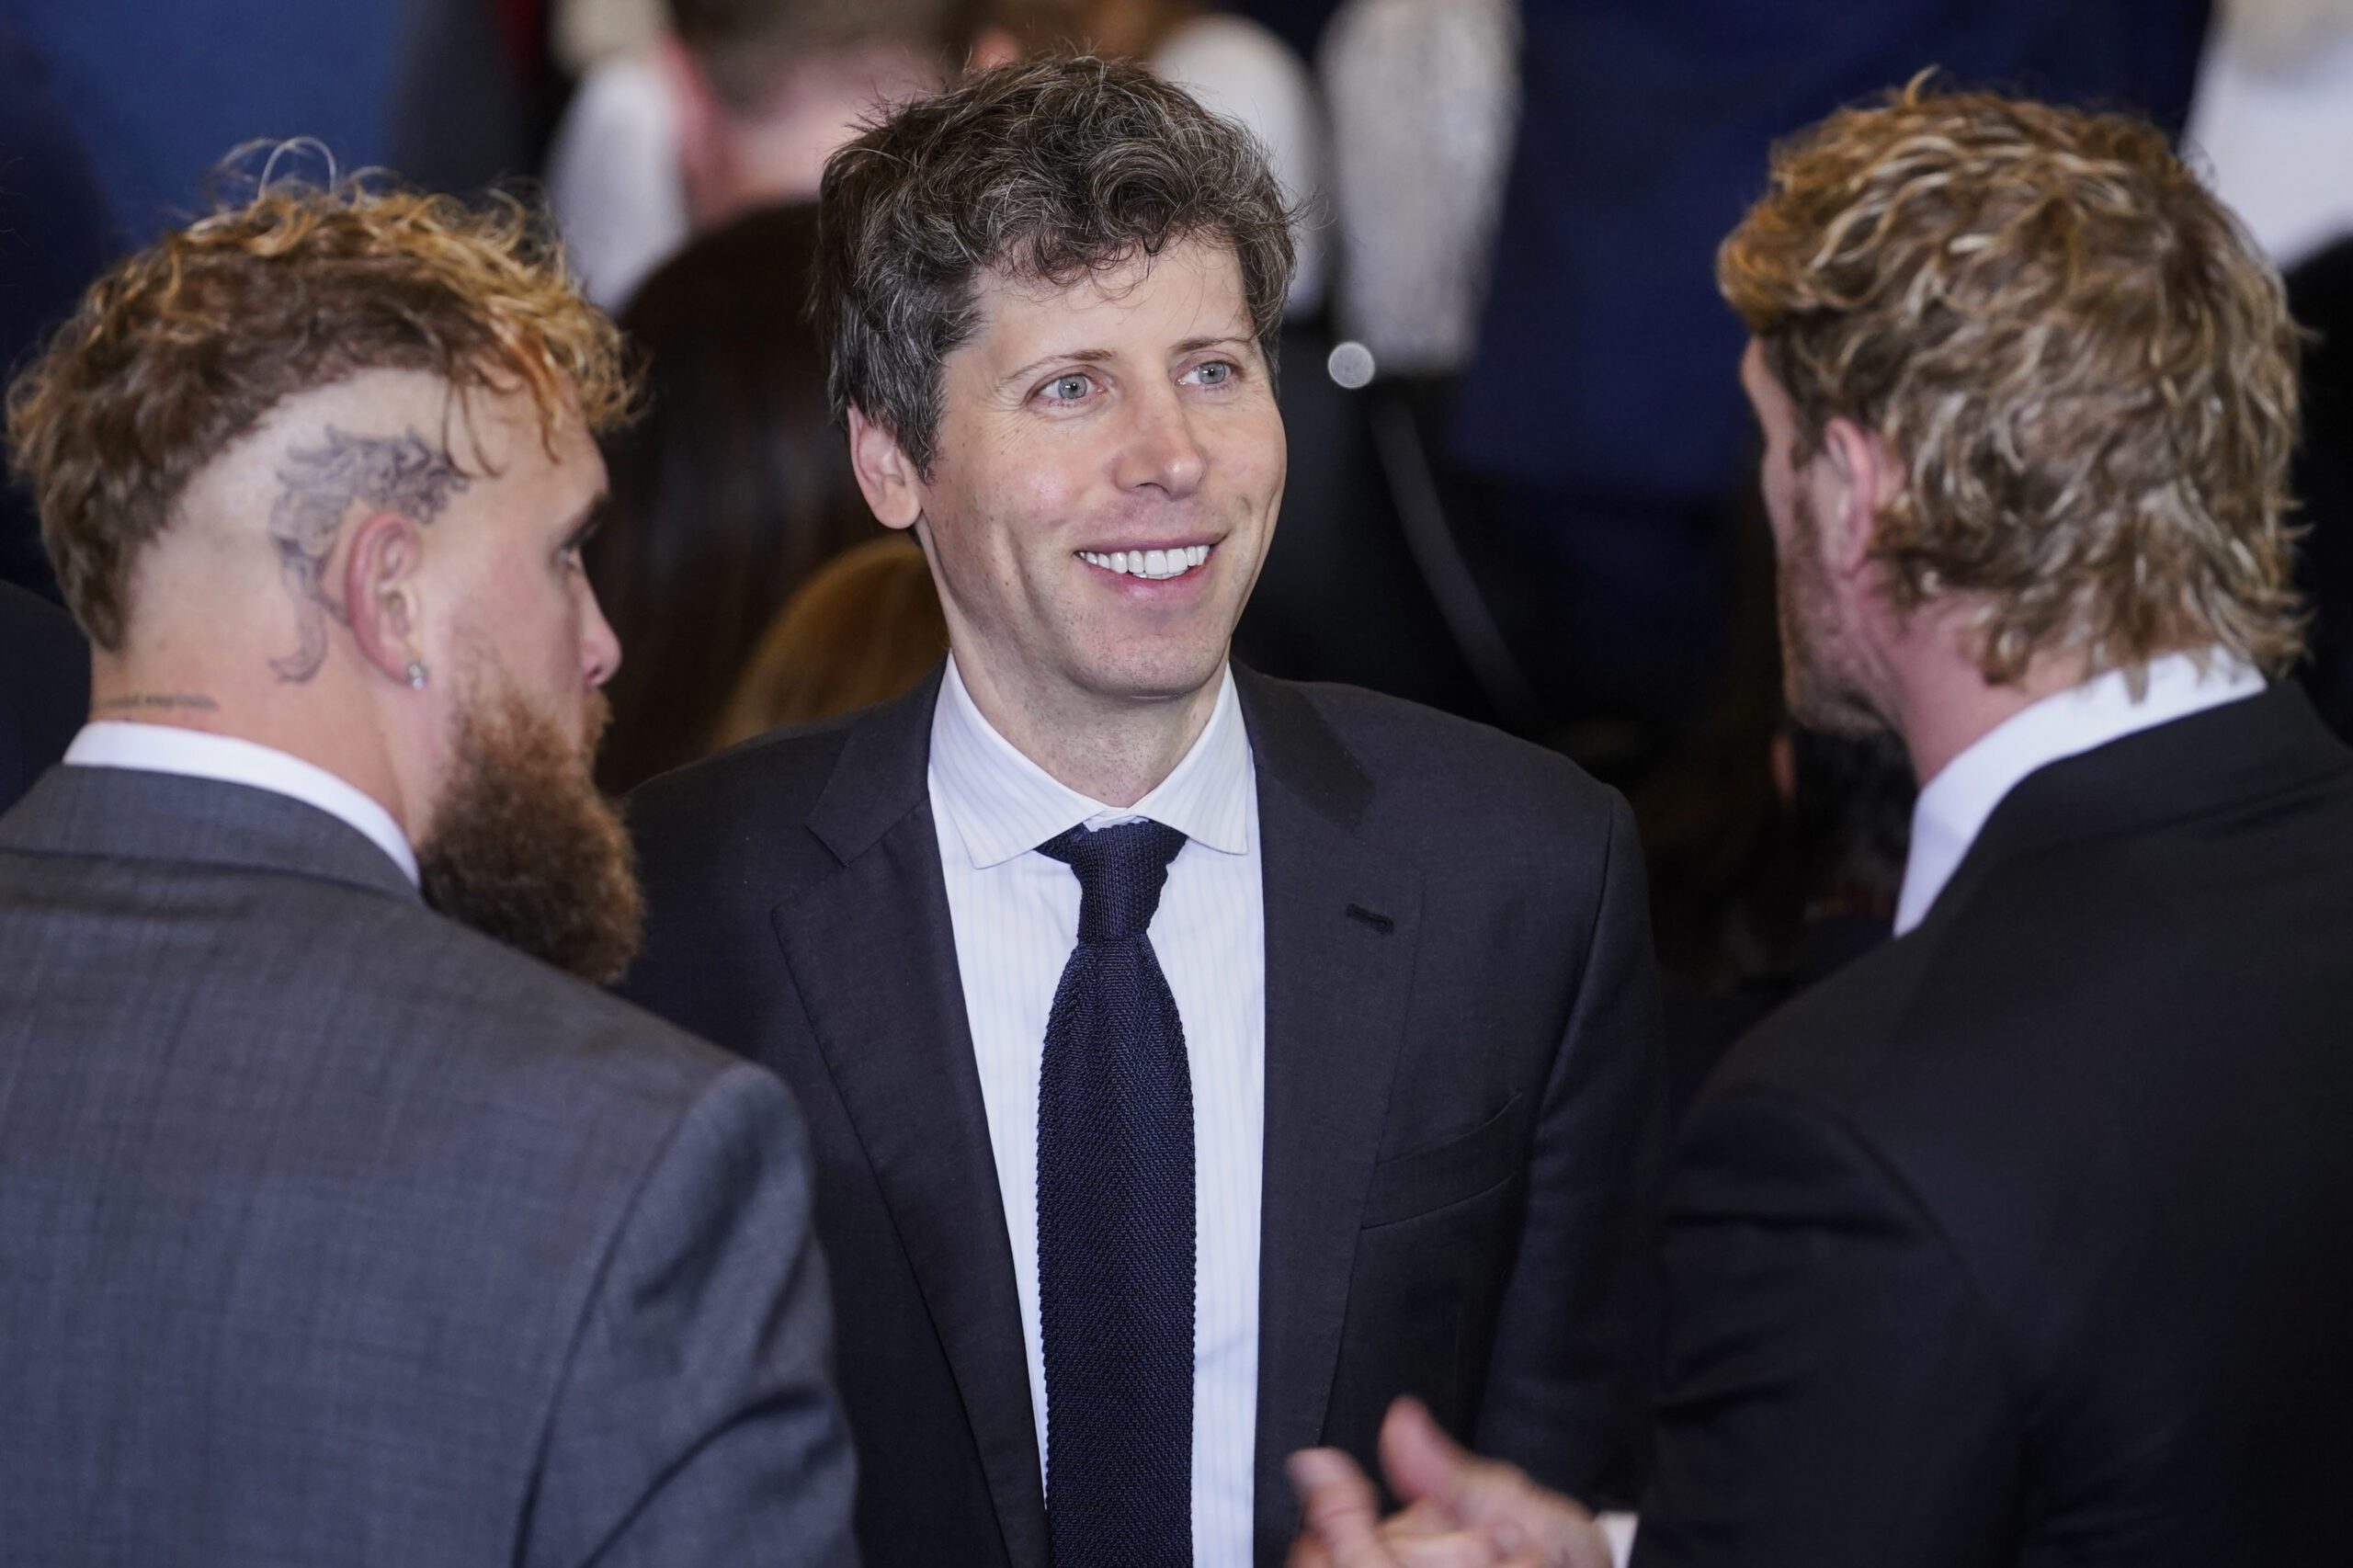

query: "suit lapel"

left=766, top=671, right=1049, bottom=1568
left=1238, top=672, right=1425, bottom=1562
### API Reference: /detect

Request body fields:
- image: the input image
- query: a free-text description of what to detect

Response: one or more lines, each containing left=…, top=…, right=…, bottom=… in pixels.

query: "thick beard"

left=418, top=687, right=644, bottom=984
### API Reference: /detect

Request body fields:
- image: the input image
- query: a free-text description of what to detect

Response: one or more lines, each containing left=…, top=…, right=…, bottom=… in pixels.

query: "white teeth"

left=1078, top=545, right=1214, bottom=580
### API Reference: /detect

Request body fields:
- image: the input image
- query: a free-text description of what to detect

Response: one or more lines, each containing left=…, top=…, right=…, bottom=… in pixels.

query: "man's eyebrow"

left=562, top=491, right=609, bottom=548
left=1000, top=347, right=1117, bottom=388
left=1174, top=335, right=1255, bottom=356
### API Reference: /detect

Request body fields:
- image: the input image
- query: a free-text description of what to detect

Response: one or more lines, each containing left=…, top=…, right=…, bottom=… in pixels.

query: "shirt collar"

left=1893, top=648, right=2265, bottom=935
left=927, top=654, right=1255, bottom=869
left=63, top=721, right=421, bottom=887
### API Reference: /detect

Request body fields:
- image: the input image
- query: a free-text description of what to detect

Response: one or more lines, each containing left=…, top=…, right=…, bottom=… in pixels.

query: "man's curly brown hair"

left=6, top=173, right=631, bottom=651
left=1719, top=79, right=2305, bottom=684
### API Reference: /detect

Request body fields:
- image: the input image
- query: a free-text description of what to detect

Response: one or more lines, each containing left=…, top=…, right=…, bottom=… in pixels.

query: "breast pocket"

left=1360, top=1093, right=1528, bottom=1228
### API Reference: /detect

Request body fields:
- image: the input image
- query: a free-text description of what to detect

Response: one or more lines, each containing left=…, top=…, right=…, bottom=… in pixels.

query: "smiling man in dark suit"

left=620, top=56, right=1665, bottom=1568
left=1290, top=82, right=2353, bottom=1568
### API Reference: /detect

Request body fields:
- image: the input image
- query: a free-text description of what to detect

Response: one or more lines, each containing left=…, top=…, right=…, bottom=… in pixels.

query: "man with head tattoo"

left=0, top=175, right=855, bottom=1565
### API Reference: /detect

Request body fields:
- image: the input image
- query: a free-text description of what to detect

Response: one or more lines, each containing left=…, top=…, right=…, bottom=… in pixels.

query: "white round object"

left=1326, top=340, right=1378, bottom=389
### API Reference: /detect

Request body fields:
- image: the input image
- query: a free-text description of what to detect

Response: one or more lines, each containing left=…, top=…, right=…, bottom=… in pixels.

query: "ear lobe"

left=343, top=511, right=426, bottom=688
left=847, top=405, right=925, bottom=531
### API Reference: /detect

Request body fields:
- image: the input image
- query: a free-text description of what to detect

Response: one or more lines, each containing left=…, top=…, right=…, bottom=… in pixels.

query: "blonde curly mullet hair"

left=1718, top=78, right=2306, bottom=685
left=6, top=168, right=632, bottom=651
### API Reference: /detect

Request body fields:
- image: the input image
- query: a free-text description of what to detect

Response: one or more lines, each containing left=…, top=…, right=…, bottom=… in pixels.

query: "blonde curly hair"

left=1719, top=79, right=2305, bottom=684
left=6, top=170, right=631, bottom=650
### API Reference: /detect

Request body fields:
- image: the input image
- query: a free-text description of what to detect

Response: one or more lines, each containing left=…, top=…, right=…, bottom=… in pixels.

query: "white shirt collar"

left=927, top=654, right=1254, bottom=869
left=63, top=721, right=421, bottom=887
left=1893, top=649, right=2264, bottom=935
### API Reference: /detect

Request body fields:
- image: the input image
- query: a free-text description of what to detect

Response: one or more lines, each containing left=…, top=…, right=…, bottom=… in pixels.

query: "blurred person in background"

left=1002, top=0, right=1325, bottom=314
left=547, top=0, right=1004, bottom=308
left=1291, top=81, right=2353, bottom=1568
left=710, top=534, right=949, bottom=746
left=0, top=171, right=851, bottom=1565
left=2189, top=0, right=2353, bottom=743
left=586, top=201, right=880, bottom=793
left=1449, top=0, right=2214, bottom=762
left=2283, top=229, right=2353, bottom=741
left=1317, top=0, right=1515, bottom=381
left=2184, top=0, right=2353, bottom=267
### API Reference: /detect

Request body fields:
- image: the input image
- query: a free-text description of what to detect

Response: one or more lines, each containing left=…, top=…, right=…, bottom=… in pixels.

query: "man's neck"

left=1886, top=638, right=2094, bottom=788
left=949, top=650, right=1224, bottom=808
left=88, top=657, right=418, bottom=840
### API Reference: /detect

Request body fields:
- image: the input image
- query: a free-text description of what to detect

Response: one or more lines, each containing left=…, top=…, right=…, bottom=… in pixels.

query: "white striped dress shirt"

left=928, top=655, right=1265, bottom=1568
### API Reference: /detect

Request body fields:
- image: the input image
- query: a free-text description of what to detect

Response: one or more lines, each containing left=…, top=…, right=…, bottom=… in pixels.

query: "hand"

left=1286, top=1398, right=1614, bottom=1568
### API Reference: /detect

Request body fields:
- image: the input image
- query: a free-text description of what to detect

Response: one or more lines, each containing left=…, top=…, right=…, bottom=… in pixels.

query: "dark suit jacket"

left=0, top=578, right=86, bottom=812
left=622, top=665, right=1666, bottom=1566
left=1637, top=684, right=2353, bottom=1567
left=0, top=766, right=856, bottom=1566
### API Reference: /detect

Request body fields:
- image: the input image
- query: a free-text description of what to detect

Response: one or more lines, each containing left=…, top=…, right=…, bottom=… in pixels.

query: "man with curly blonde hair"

left=0, top=174, right=854, bottom=1565
left=1290, top=82, right=2353, bottom=1568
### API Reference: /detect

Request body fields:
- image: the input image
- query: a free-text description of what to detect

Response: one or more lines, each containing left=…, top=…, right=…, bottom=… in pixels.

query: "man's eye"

left=1043, top=373, right=1094, bottom=403
left=1188, top=360, right=1236, bottom=387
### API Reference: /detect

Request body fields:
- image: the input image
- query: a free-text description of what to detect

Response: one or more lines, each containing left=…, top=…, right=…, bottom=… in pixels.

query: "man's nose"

left=1114, top=384, right=1209, bottom=499
left=581, top=584, right=622, bottom=687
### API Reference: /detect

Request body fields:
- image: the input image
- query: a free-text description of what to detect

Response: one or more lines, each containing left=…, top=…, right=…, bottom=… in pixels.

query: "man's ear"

left=848, top=405, right=926, bottom=531
left=1816, top=416, right=1901, bottom=581
left=343, top=510, right=427, bottom=688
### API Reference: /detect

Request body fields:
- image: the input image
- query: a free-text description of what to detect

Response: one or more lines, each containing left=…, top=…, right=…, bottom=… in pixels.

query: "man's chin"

left=1075, top=637, right=1234, bottom=707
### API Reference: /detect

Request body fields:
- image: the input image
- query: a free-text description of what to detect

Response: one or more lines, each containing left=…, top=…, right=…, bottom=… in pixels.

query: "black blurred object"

left=385, top=0, right=538, bottom=197
left=2286, top=235, right=2353, bottom=742
left=0, top=12, right=119, bottom=605
left=1635, top=479, right=1912, bottom=1122
left=0, top=578, right=88, bottom=813
left=1450, top=0, right=2214, bottom=745
left=1233, top=335, right=1492, bottom=727
left=587, top=203, right=879, bottom=795
left=1659, top=726, right=1913, bottom=1125
left=1226, top=0, right=1347, bottom=59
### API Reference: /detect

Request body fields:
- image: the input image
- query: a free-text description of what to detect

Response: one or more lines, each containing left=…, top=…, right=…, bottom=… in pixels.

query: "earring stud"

left=405, top=660, right=428, bottom=690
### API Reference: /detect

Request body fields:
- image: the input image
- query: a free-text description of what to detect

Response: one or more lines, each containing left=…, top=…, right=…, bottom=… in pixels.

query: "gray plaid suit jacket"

left=0, top=764, right=856, bottom=1566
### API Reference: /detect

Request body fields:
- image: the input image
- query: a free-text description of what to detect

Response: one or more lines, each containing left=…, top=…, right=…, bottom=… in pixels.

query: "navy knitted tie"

left=1036, top=819, right=1194, bottom=1567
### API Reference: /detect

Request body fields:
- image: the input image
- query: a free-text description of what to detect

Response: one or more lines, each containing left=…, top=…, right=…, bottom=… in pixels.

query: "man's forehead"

left=964, top=239, right=1254, bottom=356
